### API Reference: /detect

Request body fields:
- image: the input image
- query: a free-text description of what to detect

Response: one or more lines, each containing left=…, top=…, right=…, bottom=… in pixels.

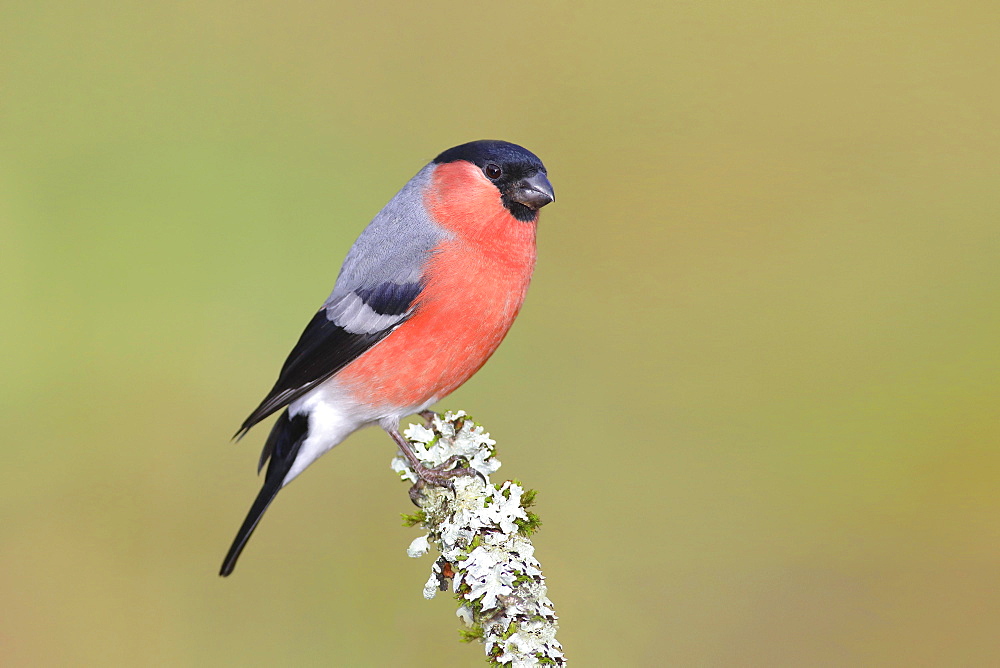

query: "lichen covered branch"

left=393, top=411, right=565, bottom=667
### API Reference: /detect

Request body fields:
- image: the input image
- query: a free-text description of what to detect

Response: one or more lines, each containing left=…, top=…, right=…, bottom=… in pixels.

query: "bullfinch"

left=220, top=140, right=554, bottom=576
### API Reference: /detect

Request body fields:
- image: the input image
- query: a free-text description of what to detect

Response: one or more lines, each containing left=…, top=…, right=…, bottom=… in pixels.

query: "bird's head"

left=430, top=140, right=554, bottom=225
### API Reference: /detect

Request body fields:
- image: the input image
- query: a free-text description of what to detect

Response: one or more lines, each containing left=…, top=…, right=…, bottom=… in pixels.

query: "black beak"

left=511, top=171, right=555, bottom=210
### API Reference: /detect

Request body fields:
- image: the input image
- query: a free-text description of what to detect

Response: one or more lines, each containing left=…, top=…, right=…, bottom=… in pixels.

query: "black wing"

left=235, top=280, right=423, bottom=439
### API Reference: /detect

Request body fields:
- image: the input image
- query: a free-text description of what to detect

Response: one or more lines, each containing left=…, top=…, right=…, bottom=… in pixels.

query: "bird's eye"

left=484, top=163, right=502, bottom=180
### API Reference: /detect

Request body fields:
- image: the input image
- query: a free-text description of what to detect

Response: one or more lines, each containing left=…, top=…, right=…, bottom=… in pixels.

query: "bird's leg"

left=418, top=410, right=439, bottom=426
left=386, top=428, right=478, bottom=489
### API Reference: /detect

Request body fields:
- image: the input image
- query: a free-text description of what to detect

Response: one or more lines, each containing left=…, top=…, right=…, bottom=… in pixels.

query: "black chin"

left=502, top=198, right=538, bottom=222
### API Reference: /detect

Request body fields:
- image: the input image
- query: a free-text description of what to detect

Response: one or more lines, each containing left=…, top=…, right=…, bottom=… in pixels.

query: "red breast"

left=336, top=161, right=537, bottom=410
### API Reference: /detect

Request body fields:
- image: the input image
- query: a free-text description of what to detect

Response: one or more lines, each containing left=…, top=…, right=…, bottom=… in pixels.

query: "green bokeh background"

left=2, top=2, right=998, bottom=665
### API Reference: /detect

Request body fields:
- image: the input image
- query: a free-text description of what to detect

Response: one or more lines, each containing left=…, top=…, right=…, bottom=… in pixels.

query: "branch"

left=392, top=411, right=566, bottom=667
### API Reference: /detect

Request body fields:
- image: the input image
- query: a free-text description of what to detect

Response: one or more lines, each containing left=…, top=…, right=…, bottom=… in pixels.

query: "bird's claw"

left=418, top=456, right=483, bottom=487
left=418, top=410, right=439, bottom=427
left=407, top=456, right=485, bottom=504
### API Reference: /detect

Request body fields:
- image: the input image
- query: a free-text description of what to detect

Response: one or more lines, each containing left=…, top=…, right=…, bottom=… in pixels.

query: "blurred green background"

left=2, top=1, right=998, bottom=665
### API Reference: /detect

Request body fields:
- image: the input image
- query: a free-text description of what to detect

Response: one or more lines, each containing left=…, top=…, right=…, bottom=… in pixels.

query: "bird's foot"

left=416, top=455, right=484, bottom=487
left=407, top=455, right=485, bottom=504
left=388, top=427, right=484, bottom=504
left=418, top=410, right=439, bottom=427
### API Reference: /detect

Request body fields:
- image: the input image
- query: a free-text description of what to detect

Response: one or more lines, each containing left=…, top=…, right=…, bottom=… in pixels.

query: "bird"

left=220, top=140, right=554, bottom=576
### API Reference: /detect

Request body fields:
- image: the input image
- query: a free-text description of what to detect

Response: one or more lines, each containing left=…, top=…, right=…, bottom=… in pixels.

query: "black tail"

left=220, top=410, right=309, bottom=576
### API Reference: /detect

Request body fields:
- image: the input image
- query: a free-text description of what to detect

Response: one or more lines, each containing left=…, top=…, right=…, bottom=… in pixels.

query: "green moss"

left=500, top=620, right=518, bottom=639
left=516, top=510, right=542, bottom=536
left=461, top=593, right=484, bottom=617
left=506, top=487, right=541, bottom=535
left=512, top=573, right=533, bottom=587
left=458, top=624, right=484, bottom=643
left=400, top=510, right=426, bottom=527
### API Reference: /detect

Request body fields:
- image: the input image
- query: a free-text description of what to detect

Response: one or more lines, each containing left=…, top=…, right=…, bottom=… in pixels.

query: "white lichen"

left=393, top=410, right=565, bottom=667
left=407, top=535, right=430, bottom=558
